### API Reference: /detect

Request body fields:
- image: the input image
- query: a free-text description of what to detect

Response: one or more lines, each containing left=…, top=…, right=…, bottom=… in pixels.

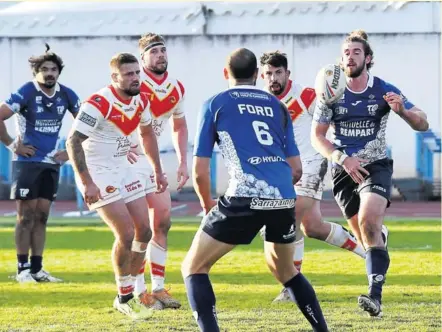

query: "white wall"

left=1, top=34, right=440, bottom=192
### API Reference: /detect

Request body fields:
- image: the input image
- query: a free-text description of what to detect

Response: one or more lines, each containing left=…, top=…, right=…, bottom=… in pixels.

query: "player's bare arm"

left=171, top=116, right=189, bottom=190
left=312, top=114, right=368, bottom=184
left=286, top=156, right=302, bottom=184
left=384, top=92, right=429, bottom=131
left=66, top=130, right=102, bottom=204
left=0, top=104, right=36, bottom=157
left=192, top=156, right=216, bottom=214
left=139, top=123, right=168, bottom=193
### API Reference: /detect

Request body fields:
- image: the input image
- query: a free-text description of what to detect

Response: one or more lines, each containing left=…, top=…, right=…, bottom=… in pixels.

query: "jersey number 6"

left=252, top=120, right=273, bottom=146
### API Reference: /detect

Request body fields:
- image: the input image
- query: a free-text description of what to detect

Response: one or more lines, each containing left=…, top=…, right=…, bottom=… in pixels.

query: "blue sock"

left=184, top=274, right=219, bottom=332
left=366, top=247, right=390, bottom=303
left=284, top=273, right=328, bottom=332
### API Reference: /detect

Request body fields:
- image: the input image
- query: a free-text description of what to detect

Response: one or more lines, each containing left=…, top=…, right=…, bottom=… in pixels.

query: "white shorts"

left=75, top=166, right=145, bottom=211
left=295, top=154, right=328, bottom=200
left=129, top=158, right=157, bottom=195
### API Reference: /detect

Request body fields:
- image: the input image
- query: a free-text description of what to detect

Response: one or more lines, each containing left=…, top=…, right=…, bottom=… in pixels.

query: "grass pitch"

left=0, top=217, right=440, bottom=331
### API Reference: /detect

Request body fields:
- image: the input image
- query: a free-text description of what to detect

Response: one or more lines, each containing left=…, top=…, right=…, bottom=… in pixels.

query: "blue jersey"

left=193, top=86, right=300, bottom=199
left=313, top=75, right=414, bottom=163
left=4, top=81, right=80, bottom=163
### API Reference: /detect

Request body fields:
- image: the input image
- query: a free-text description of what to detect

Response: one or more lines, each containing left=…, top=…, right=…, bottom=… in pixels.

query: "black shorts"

left=202, top=196, right=296, bottom=245
left=10, top=161, right=60, bottom=201
left=331, top=158, right=393, bottom=219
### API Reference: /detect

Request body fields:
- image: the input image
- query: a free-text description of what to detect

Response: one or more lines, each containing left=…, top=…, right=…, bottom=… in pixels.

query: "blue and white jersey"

left=4, top=80, right=80, bottom=164
left=313, top=75, right=414, bottom=163
left=194, top=86, right=300, bottom=199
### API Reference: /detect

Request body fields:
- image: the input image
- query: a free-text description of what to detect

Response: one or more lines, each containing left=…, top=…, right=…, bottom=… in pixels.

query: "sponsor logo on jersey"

left=229, top=91, right=270, bottom=100
left=250, top=197, right=295, bottom=210
left=57, top=105, right=64, bottom=115
left=248, top=156, right=284, bottom=165
left=35, top=119, right=61, bottom=133
left=336, top=106, right=348, bottom=115
left=79, top=112, right=97, bottom=127
left=367, top=104, right=378, bottom=116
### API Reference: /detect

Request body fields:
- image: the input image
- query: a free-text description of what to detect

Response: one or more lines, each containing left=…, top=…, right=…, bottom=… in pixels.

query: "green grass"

left=0, top=218, right=440, bottom=331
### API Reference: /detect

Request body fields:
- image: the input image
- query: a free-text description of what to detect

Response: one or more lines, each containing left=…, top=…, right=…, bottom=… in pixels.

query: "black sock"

left=184, top=274, right=220, bottom=332
left=366, top=247, right=390, bottom=303
left=119, top=292, right=134, bottom=304
left=17, top=254, right=29, bottom=273
left=30, top=256, right=43, bottom=274
left=284, top=273, right=328, bottom=332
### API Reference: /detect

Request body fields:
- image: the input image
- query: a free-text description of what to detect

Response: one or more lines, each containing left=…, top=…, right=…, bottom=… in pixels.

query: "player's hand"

left=84, top=182, right=102, bottom=205
left=127, top=145, right=139, bottom=164
left=203, top=199, right=217, bottom=215
left=384, top=92, right=405, bottom=115
left=342, top=157, right=370, bottom=184
left=176, top=162, right=189, bottom=191
left=14, top=137, right=36, bottom=157
left=53, top=150, right=69, bottom=164
left=154, top=172, right=168, bottom=193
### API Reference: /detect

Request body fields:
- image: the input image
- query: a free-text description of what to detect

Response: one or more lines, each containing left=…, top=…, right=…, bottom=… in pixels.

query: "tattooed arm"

left=66, top=130, right=102, bottom=205
left=66, top=131, right=92, bottom=185
left=66, top=99, right=104, bottom=204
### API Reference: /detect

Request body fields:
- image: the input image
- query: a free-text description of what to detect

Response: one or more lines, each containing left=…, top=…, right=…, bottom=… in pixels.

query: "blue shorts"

left=202, top=195, right=296, bottom=245
left=10, top=161, right=60, bottom=201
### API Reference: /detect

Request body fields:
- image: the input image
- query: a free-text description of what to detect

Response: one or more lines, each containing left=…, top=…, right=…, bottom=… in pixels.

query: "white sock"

left=116, top=275, right=135, bottom=297
left=293, top=237, right=305, bottom=271
left=132, top=241, right=148, bottom=296
left=134, top=259, right=147, bottom=296
left=325, top=222, right=366, bottom=258
left=147, top=240, right=167, bottom=292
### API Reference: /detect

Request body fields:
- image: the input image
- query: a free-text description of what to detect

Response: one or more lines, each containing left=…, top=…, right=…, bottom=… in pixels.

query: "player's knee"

left=17, top=211, right=35, bottom=229
left=117, top=228, right=135, bottom=250
left=181, top=255, right=209, bottom=277
left=301, top=220, right=321, bottom=239
left=36, top=211, right=49, bottom=226
left=359, top=216, right=381, bottom=241
left=140, top=226, right=152, bottom=243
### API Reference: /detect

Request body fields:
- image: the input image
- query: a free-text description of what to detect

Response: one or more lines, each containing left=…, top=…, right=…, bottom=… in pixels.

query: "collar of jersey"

left=33, top=79, right=60, bottom=98
left=346, top=74, right=374, bottom=94
left=227, top=85, right=261, bottom=90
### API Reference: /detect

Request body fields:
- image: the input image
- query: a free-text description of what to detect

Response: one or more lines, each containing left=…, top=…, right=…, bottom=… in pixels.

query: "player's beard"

left=269, top=81, right=285, bottom=96
left=125, top=86, right=140, bottom=96
left=42, top=76, right=56, bottom=89
left=345, top=62, right=365, bottom=78
left=150, top=62, right=168, bottom=75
